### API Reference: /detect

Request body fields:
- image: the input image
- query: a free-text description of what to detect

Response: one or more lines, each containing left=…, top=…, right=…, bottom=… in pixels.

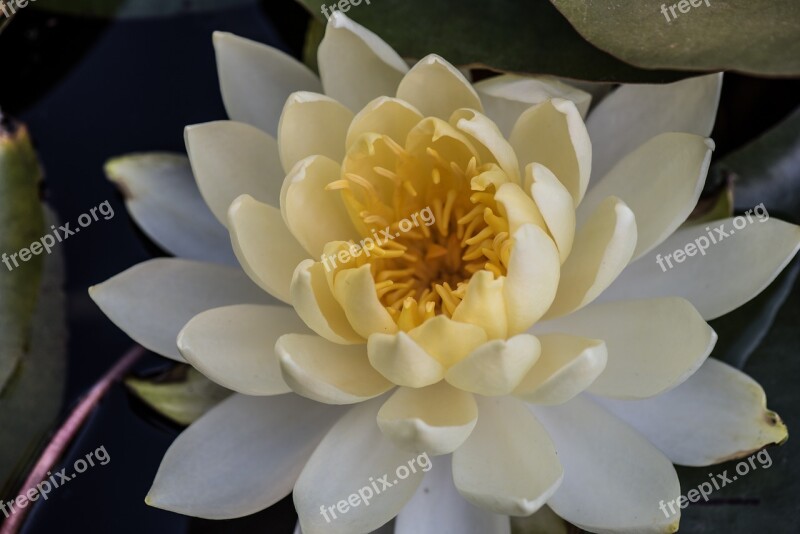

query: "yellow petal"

left=334, top=264, right=398, bottom=337
left=494, top=182, right=547, bottom=237
left=446, top=334, right=541, bottom=396
left=527, top=163, right=576, bottom=263
left=451, top=270, right=508, bottom=339
left=346, top=96, right=424, bottom=150
left=450, top=108, right=520, bottom=183
left=408, top=316, right=488, bottom=368
left=367, top=332, right=445, bottom=387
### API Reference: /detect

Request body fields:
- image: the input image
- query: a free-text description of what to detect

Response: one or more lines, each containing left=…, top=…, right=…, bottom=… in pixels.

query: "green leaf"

left=32, top=0, right=254, bottom=19
left=126, top=365, right=231, bottom=426
left=295, top=0, right=697, bottom=83
left=0, top=119, right=45, bottom=394
left=549, top=0, right=800, bottom=77
left=0, top=208, right=66, bottom=495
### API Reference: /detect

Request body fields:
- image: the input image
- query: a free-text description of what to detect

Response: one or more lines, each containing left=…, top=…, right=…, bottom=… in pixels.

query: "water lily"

left=91, top=12, right=799, bottom=534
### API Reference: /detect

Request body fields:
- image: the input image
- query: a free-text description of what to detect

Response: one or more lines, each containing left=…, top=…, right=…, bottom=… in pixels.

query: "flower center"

left=326, top=122, right=513, bottom=330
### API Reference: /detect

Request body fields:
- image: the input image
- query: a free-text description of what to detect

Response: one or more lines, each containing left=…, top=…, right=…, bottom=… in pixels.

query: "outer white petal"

left=593, top=358, right=787, bottom=466
left=377, top=382, right=478, bottom=455
left=396, top=54, right=483, bottom=120
left=185, top=120, right=283, bottom=226
left=177, top=304, right=308, bottom=395
left=532, top=396, right=681, bottom=533
left=599, top=218, right=800, bottom=320
left=510, top=98, right=591, bottom=205
left=147, top=393, right=344, bottom=519
left=89, top=259, right=271, bottom=360
left=318, top=12, right=409, bottom=112
left=395, top=456, right=511, bottom=534
left=294, top=399, right=425, bottom=534
left=587, top=73, right=722, bottom=183
left=579, top=133, right=713, bottom=259
left=475, top=74, right=592, bottom=137
left=514, top=334, right=607, bottom=405
left=278, top=92, right=354, bottom=173
left=368, top=332, right=445, bottom=388
left=276, top=334, right=392, bottom=404
left=544, top=197, right=636, bottom=319
left=105, top=153, right=237, bottom=265
left=537, top=298, right=716, bottom=399
left=453, top=396, right=562, bottom=516
left=213, top=31, right=321, bottom=136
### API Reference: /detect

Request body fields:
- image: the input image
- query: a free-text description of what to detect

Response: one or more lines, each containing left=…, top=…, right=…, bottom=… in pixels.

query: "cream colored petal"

left=544, top=197, right=636, bottom=319
left=533, top=397, right=681, bottom=533
left=318, top=12, right=409, bottom=112
left=514, top=334, right=606, bottom=405
left=475, top=74, right=592, bottom=136
left=599, top=218, right=800, bottom=320
left=281, top=155, right=359, bottom=257
left=290, top=259, right=363, bottom=344
left=408, top=316, right=488, bottom=368
left=346, top=97, right=424, bottom=149
left=579, top=133, right=713, bottom=260
left=185, top=120, right=283, bottom=226
left=537, top=298, right=716, bottom=399
left=453, top=396, right=563, bottom=516
left=451, top=271, right=508, bottom=340
left=396, top=54, right=483, bottom=120
left=494, top=182, right=547, bottom=237
left=213, top=32, right=322, bottom=136
left=228, top=195, right=308, bottom=304
left=377, top=382, right=478, bottom=455
left=450, top=109, right=520, bottom=183
left=276, top=334, right=392, bottom=404
left=503, top=224, right=561, bottom=333
left=587, top=73, right=722, bottom=183
left=368, top=332, right=445, bottom=387
left=177, top=304, right=307, bottom=395
left=446, top=334, right=541, bottom=396
left=278, top=92, right=354, bottom=173
left=334, top=264, right=398, bottom=337
left=509, top=99, right=591, bottom=205
left=527, top=163, right=576, bottom=263
left=89, top=259, right=271, bottom=361
left=593, top=358, right=787, bottom=466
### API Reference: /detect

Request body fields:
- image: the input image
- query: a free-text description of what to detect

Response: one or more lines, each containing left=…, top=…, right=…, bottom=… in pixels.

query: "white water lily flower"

left=91, top=12, right=799, bottom=534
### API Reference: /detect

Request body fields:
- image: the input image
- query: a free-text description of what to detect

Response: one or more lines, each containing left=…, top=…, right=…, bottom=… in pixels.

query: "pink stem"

left=0, top=345, right=146, bottom=534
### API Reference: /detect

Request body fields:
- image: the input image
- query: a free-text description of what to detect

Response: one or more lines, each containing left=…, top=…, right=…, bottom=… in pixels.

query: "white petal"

left=334, top=264, right=398, bottom=337
left=178, top=304, right=308, bottom=395
left=445, top=334, right=541, bottom=396
left=600, top=218, right=800, bottom=320
left=532, top=396, right=681, bottom=533
left=593, top=358, right=787, bottom=466
left=148, top=393, right=344, bottom=519
left=396, top=54, right=483, bottom=120
left=536, top=298, right=715, bottom=399
left=587, top=73, right=722, bottom=183
left=346, top=97, right=424, bottom=149
left=318, top=12, right=409, bottom=112
left=214, top=32, right=321, bottom=136
left=544, top=197, right=637, bottom=319
left=105, top=153, right=237, bottom=265
left=396, top=456, right=510, bottom=534
left=514, top=334, right=607, bottom=405
left=377, top=382, right=478, bottom=455
left=368, top=332, right=445, bottom=388
left=475, top=74, right=592, bottom=137
left=276, top=334, right=392, bottom=404
left=185, top=120, right=283, bottom=226
left=408, top=316, right=488, bottom=368
left=579, top=133, right=713, bottom=259
left=278, top=92, right=354, bottom=173
left=527, top=163, right=576, bottom=263
left=453, top=396, right=562, bottom=516
left=294, top=399, right=425, bottom=534
left=281, top=156, right=360, bottom=257
left=89, top=259, right=271, bottom=360
left=510, top=99, right=591, bottom=205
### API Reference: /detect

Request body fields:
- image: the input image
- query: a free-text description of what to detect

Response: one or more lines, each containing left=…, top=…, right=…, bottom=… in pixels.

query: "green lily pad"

left=549, top=1, right=800, bottom=77
left=32, top=0, right=254, bottom=19
left=295, top=0, right=697, bottom=83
